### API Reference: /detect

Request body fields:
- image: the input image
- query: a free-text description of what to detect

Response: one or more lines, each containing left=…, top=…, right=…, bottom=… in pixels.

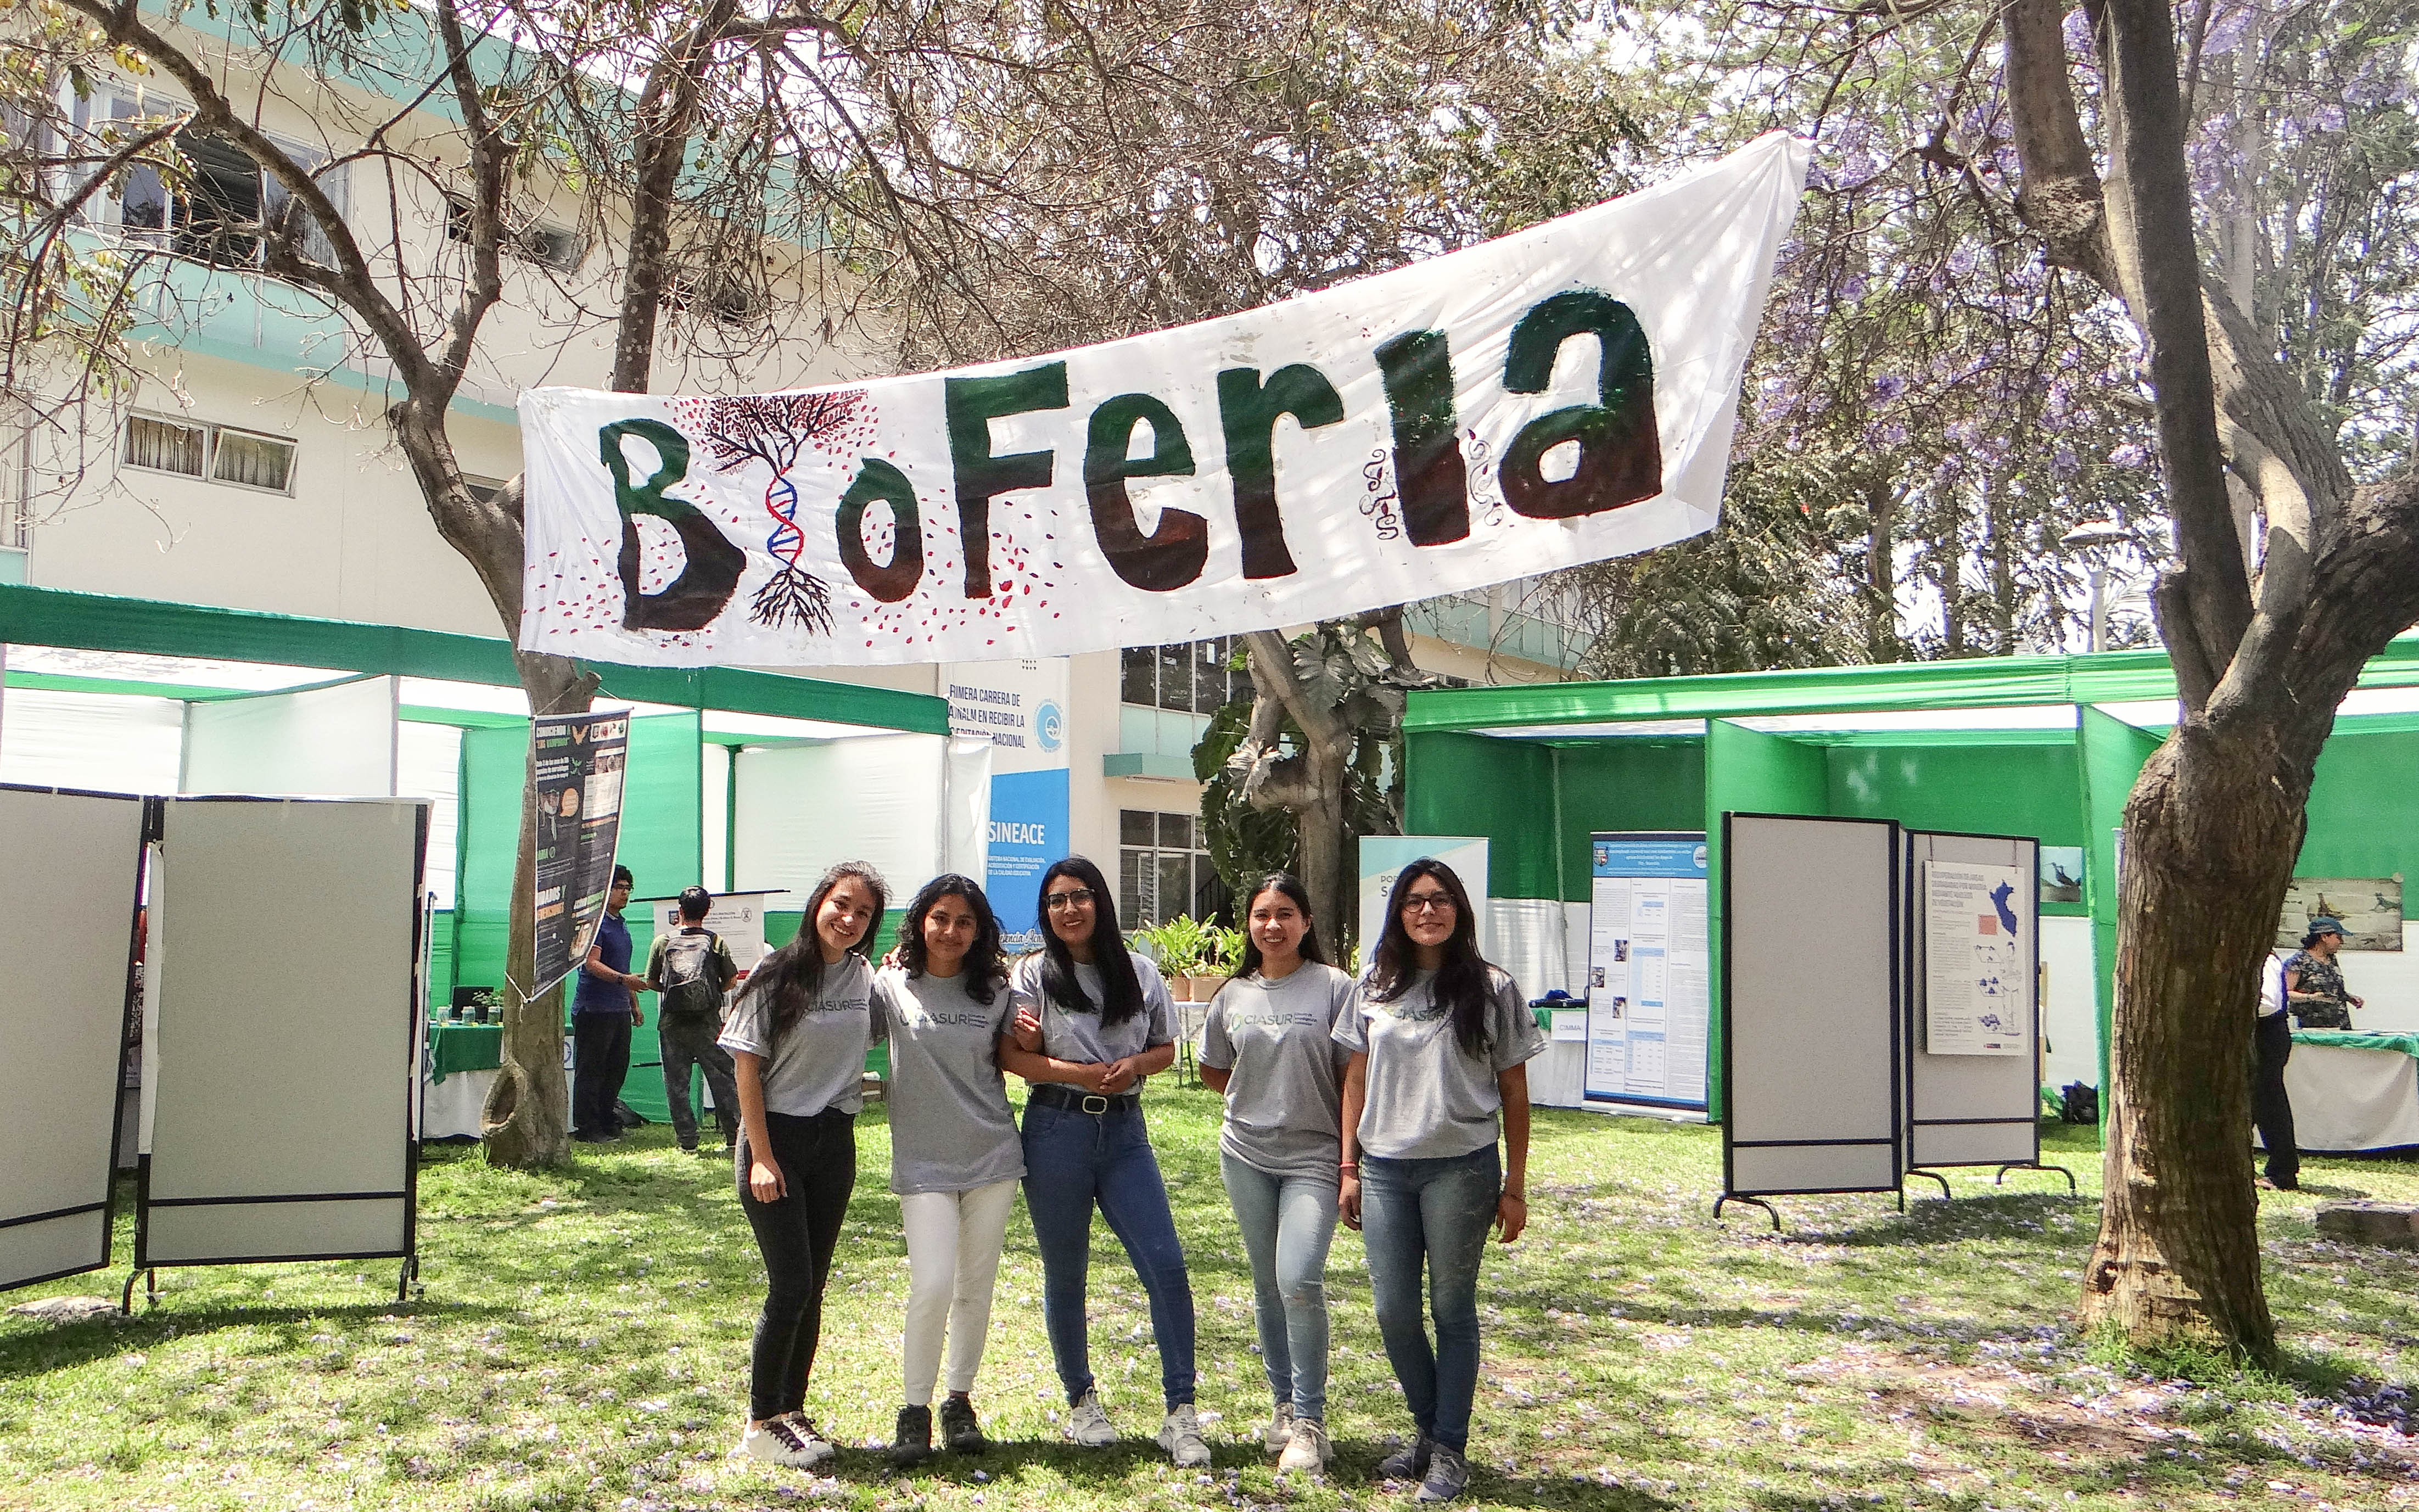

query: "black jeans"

left=2254, top=1010, right=2299, bottom=1188
left=738, top=1107, right=858, bottom=1420
left=571, top=1012, right=631, bottom=1138
left=658, top=1011, right=740, bottom=1148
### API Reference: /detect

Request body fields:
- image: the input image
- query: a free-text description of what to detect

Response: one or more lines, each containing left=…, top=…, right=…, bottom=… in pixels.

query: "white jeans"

left=900, top=1175, right=1020, bottom=1405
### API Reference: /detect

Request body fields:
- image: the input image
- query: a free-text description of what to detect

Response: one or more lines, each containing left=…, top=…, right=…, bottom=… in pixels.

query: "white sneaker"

left=736, top=1415, right=834, bottom=1468
left=1066, top=1387, right=1117, bottom=1447
left=1276, top=1415, right=1330, bottom=1475
left=1158, top=1402, right=1211, bottom=1468
left=1262, top=1400, right=1296, bottom=1451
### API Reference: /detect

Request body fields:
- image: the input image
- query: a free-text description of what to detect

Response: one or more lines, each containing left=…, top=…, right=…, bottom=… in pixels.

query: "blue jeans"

left=1359, top=1143, right=1500, bottom=1454
left=1021, top=1101, right=1197, bottom=1409
left=1221, top=1152, right=1339, bottom=1421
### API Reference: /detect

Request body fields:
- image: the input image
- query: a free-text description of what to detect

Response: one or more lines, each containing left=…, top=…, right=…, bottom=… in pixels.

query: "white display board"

left=0, top=787, right=147, bottom=1290
left=1585, top=832, right=1711, bottom=1120
left=642, top=890, right=781, bottom=970
left=182, top=675, right=399, bottom=797
left=1723, top=814, right=1903, bottom=1197
left=141, top=797, right=425, bottom=1268
left=1905, top=832, right=2042, bottom=1169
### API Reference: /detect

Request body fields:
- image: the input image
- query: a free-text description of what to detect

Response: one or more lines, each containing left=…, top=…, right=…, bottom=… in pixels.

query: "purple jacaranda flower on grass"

left=2110, top=443, right=2149, bottom=468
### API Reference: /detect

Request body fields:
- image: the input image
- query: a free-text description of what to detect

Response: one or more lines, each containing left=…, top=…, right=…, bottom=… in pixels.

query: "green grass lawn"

left=7, top=1093, right=2419, bottom=1511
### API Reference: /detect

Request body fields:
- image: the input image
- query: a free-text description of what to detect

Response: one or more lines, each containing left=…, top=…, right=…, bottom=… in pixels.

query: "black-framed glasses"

left=1401, top=893, right=1455, bottom=915
left=1045, top=888, right=1097, bottom=911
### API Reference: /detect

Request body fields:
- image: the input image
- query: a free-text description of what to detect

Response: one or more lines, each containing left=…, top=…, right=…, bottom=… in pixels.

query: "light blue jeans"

left=1359, top=1143, right=1500, bottom=1454
left=1021, top=1100, right=1198, bottom=1409
left=1220, top=1151, right=1340, bottom=1422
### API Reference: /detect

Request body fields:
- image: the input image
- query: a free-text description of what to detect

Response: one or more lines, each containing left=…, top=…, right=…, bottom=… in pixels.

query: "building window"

left=1121, top=637, right=1250, bottom=714
left=1119, top=809, right=1225, bottom=927
left=123, top=413, right=296, bottom=494
left=0, top=394, right=30, bottom=550
left=70, top=87, right=346, bottom=270
left=445, top=194, right=585, bottom=273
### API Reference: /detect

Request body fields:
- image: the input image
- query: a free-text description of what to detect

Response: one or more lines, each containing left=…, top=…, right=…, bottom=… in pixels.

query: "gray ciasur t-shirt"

left=719, top=950, right=878, bottom=1117
left=1333, top=965, right=1548, bottom=1160
left=1008, top=951, right=1175, bottom=1092
left=873, top=965, right=1024, bottom=1195
left=1199, top=962, right=1354, bottom=1180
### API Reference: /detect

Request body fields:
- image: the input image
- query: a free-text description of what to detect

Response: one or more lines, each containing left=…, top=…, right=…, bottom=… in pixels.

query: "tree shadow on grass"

left=849, top=1435, right=1678, bottom=1509
left=1767, top=1191, right=2096, bottom=1248
left=0, top=1297, right=516, bottom=1379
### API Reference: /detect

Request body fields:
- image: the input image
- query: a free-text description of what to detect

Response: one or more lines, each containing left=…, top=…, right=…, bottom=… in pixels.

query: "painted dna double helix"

left=763, top=472, right=804, bottom=573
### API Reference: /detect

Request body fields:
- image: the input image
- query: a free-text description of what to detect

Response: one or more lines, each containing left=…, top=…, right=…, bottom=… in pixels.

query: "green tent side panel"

left=1702, top=720, right=1829, bottom=1121
left=2299, top=725, right=2419, bottom=918
left=2078, top=708, right=2162, bottom=1099
left=1402, top=731, right=1560, bottom=899
left=1825, top=738, right=2087, bottom=915
left=1550, top=738, right=1707, bottom=903
left=454, top=720, right=530, bottom=1003
left=615, top=712, right=704, bottom=1123
left=427, top=910, right=456, bottom=1013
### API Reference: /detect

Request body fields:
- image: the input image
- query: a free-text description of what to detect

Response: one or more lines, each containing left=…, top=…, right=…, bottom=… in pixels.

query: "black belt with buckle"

left=1029, top=1085, right=1141, bottom=1115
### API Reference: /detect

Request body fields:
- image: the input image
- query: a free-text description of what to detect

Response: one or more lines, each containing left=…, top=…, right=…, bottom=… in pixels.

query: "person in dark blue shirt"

left=573, top=866, right=648, bottom=1143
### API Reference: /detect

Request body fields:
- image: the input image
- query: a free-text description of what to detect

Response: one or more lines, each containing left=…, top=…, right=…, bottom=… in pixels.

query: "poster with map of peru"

left=1923, top=862, right=2031, bottom=1057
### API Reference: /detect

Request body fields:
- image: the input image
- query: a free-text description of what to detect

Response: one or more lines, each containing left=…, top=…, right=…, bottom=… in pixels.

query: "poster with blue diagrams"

left=1586, top=832, right=1712, bottom=1120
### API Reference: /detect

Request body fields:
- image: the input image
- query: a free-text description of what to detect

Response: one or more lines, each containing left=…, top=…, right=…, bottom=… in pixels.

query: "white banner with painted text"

left=519, top=133, right=1809, bottom=666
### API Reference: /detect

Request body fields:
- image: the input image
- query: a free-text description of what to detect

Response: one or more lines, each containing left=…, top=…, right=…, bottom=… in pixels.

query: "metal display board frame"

left=130, top=795, right=429, bottom=1308
left=1718, top=812, right=1905, bottom=1227
left=0, top=786, right=150, bottom=1292
left=1902, top=829, right=2070, bottom=1193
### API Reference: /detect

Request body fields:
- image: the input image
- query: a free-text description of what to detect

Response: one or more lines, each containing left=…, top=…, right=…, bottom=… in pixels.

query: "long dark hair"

left=1366, top=858, right=1493, bottom=1057
left=1036, top=855, right=1146, bottom=1027
left=1228, top=871, right=1327, bottom=984
left=749, top=860, right=888, bottom=1041
left=898, top=873, right=1009, bottom=1006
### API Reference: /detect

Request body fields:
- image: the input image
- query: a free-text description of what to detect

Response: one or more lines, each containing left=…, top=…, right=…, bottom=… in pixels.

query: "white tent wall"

left=0, top=787, right=145, bottom=1290
left=0, top=687, right=183, bottom=794
left=140, top=798, right=425, bottom=1268
left=732, top=735, right=953, bottom=901
left=2040, top=917, right=2099, bottom=1095
left=181, top=676, right=399, bottom=797
left=945, top=737, right=993, bottom=883
left=1723, top=814, right=1902, bottom=1197
left=397, top=723, right=463, bottom=910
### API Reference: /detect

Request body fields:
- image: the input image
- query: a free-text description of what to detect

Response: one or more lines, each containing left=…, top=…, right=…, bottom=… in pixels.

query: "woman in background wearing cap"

left=2286, top=917, right=2365, bottom=1031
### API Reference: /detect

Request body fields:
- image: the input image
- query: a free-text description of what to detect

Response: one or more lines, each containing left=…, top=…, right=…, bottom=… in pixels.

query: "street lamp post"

left=2059, top=521, right=2134, bottom=653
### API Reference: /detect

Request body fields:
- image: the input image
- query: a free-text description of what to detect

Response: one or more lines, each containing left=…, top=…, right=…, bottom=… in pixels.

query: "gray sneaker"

left=1378, top=1433, right=1433, bottom=1481
left=1261, top=1400, right=1295, bottom=1452
left=1275, top=1415, right=1329, bottom=1475
left=1415, top=1444, right=1470, bottom=1503
left=1157, top=1402, right=1211, bottom=1468
left=1066, top=1387, right=1116, bottom=1447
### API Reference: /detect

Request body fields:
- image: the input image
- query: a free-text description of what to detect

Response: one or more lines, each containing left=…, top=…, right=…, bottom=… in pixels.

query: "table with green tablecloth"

left=421, top=1021, right=508, bottom=1140
left=427, top=1022, right=504, bottom=1082
left=2269, top=1029, right=2419, bottom=1153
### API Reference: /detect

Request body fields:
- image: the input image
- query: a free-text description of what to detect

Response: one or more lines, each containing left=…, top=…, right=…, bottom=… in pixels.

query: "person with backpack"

left=648, top=885, right=743, bottom=1154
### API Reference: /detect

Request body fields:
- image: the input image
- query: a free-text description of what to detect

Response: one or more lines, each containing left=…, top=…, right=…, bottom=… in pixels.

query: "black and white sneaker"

left=1415, top=1444, right=1470, bottom=1503
left=736, top=1415, right=834, bottom=1468
left=1378, top=1433, right=1433, bottom=1481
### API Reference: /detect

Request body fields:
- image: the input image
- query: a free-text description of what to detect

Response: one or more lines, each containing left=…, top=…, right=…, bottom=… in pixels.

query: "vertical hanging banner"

left=942, top=658, right=1071, bottom=950
left=1586, top=832, right=1712, bottom=1119
left=517, top=135, right=1809, bottom=667
left=531, top=710, right=629, bottom=996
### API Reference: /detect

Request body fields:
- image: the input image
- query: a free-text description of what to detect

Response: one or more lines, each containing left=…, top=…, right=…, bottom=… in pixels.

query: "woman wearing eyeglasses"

left=1335, top=858, right=1547, bottom=1505
left=999, top=856, right=1207, bottom=1468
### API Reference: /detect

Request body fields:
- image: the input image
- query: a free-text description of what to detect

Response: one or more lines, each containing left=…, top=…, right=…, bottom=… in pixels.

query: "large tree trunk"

left=2084, top=718, right=2305, bottom=1357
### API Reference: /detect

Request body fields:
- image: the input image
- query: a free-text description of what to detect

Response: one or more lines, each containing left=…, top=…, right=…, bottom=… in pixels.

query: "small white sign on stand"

left=641, top=890, right=785, bottom=971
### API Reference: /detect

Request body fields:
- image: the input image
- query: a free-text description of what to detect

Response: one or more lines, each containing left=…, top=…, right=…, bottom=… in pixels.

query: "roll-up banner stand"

left=1903, top=830, right=2070, bottom=1192
left=132, top=796, right=429, bottom=1307
left=0, top=786, right=149, bottom=1292
left=1718, top=813, right=1904, bottom=1229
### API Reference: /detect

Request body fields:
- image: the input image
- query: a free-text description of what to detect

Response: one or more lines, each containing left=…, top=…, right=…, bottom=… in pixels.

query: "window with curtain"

left=123, top=413, right=296, bottom=494
left=210, top=428, right=296, bottom=491
left=124, top=415, right=206, bottom=477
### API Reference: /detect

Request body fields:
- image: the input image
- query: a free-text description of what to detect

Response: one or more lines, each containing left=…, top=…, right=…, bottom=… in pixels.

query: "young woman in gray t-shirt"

left=1334, top=858, right=1548, bottom=1504
left=873, top=874, right=1023, bottom=1465
left=716, top=861, right=887, bottom=1471
left=1199, top=872, right=1353, bottom=1475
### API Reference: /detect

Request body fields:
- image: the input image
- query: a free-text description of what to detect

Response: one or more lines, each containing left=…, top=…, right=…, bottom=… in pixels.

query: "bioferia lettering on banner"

left=517, top=135, right=1811, bottom=668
